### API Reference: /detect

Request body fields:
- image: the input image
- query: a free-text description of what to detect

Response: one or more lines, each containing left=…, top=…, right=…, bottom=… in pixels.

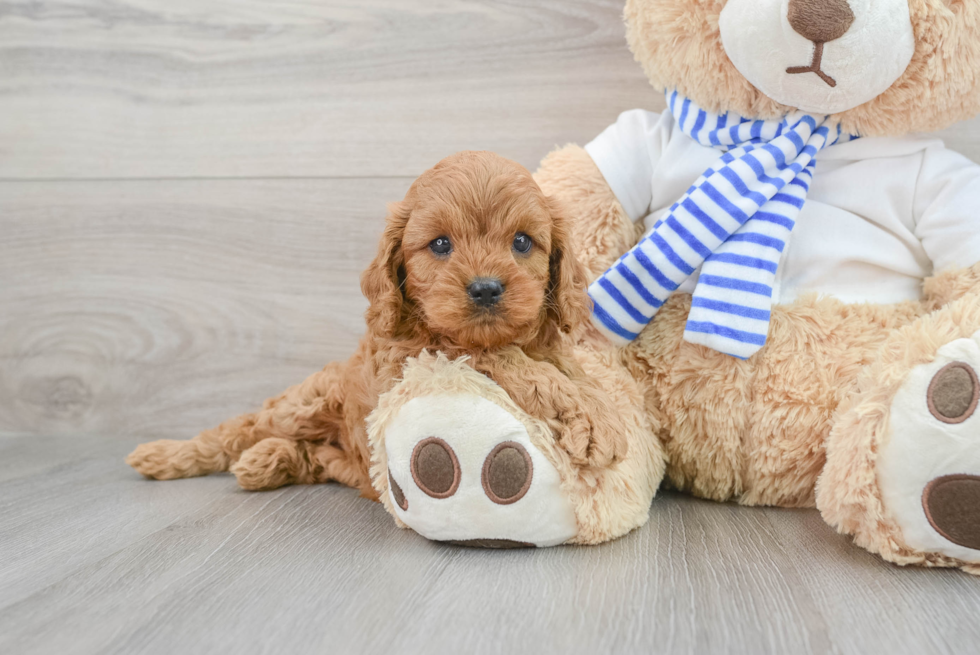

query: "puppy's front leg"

left=475, top=348, right=628, bottom=469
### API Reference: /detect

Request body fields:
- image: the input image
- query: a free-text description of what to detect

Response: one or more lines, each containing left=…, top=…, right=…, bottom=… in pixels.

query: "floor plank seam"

left=0, top=175, right=420, bottom=184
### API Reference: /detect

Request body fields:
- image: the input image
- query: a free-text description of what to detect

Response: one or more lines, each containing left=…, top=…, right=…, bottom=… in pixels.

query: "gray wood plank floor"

left=3, top=1, right=980, bottom=653
left=3, top=435, right=980, bottom=655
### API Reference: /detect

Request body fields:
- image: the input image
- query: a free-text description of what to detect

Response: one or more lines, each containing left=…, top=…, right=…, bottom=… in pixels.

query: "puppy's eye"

left=429, top=236, right=452, bottom=256
left=513, top=233, right=532, bottom=254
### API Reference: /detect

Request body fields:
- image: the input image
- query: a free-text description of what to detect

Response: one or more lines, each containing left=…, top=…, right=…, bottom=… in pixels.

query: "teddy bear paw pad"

left=382, top=393, right=578, bottom=548
left=878, top=330, right=980, bottom=561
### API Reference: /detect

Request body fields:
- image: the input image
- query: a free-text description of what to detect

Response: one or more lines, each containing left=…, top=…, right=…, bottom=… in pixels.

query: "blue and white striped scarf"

left=589, top=91, right=852, bottom=359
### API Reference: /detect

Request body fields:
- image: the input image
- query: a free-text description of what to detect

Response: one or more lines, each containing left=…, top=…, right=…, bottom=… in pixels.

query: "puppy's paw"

left=231, top=438, right=301, bottom=491
left=556, top=415, right=628, bottom=470
left=127, top=440, right=202, bottom=480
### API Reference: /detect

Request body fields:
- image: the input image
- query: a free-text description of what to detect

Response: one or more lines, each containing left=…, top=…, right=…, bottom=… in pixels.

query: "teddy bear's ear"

left=361, top=200, right=412, bottom=338
left=542, top=196, right=591, bottom=338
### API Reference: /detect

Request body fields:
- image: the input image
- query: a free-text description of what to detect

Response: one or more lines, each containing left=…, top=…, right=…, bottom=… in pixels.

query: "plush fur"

left=625, top=0, right=980, bottom=136
left=816, top=291, right=980, bottom=573
left=495, top=0, right=980, bottom=569
left=509, top=143, right=980, bottom=561
left=128, top=151, right=625, bottom=495
left=366, top=350, right=666, bottom=545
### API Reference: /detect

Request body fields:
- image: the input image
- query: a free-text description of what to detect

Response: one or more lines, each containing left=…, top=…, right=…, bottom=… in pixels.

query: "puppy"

left=127, top=151, right=627, bottom=498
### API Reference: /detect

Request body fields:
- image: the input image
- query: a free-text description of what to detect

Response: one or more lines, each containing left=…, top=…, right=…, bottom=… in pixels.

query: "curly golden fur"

left=127, top=151, right=627, bottom=496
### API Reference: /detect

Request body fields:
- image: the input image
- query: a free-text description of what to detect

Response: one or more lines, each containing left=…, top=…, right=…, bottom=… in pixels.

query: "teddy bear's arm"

left=578, top=109, right=672, bottom=223
left=534, top=144, right=644, bottom=280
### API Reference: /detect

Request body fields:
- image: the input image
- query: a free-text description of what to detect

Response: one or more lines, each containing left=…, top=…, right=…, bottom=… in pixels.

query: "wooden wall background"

left=2, top=1, right=979, bottom=442
left=1, top=0, right=660, bottom=439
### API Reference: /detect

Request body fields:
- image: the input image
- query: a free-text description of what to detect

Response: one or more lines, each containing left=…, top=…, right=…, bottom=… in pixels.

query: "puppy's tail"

left=126, top=417, right=249, bottom=480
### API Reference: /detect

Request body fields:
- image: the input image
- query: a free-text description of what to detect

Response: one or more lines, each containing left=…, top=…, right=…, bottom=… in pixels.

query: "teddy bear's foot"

left=818, top=302, right=980, bottom=572
left=367, top=354, right=580, bottom=548
left=380, top=392, right=578, bottom=548
left=876, top=330, right=980, bottom=564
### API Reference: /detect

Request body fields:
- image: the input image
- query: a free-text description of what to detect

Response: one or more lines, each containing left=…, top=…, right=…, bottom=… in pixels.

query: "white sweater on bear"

left=586, top=109, right=980, bottom=305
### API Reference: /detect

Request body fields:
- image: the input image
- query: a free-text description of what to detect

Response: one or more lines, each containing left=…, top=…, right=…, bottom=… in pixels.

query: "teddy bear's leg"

left=367, top=352, right=663, bottom=548
left=816, top=292, right=980, bottom=573
left=371, top=354, right=578, bottom=548
left=534, top=145, right=643, bottom=279
left=923, top=262, right=980, bottom=310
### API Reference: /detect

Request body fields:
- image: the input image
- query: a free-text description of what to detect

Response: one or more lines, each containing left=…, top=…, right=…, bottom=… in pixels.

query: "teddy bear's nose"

left=788, top=0, right=856, bottom=44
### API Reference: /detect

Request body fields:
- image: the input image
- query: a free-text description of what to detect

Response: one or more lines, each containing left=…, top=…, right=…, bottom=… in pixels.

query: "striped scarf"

left=588, top=91, right=851, bottom=359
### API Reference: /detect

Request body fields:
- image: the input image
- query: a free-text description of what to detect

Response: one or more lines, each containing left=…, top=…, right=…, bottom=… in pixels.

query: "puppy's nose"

left=467, top=278, right=505, bottom=308
left=788, top=0, right=855, bottom=44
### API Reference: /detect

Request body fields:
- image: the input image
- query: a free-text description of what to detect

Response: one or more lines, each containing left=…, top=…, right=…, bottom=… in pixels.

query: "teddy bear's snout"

left=785, top=0, right=857, bottom=88
left=720, top=0, right=916, bottom=115
left=788, top=0, right=856, bottom=45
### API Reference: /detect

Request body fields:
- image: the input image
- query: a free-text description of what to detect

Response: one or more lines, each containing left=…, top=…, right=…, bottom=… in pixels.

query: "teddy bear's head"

left=625, top=0, right=980, bottom=136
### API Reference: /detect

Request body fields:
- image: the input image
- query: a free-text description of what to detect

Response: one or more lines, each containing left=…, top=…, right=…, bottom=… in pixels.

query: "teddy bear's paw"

left=382, top=393, right=579, bottom=548
left=878, top=330, right=980, bottom=563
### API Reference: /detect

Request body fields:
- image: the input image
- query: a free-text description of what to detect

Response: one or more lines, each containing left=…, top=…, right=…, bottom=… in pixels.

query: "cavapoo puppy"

left=128, top=151, right=627, bottom=498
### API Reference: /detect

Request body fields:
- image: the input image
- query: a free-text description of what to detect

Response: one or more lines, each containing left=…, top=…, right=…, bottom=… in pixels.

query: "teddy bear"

left=368, top=0, right=980, bottom=573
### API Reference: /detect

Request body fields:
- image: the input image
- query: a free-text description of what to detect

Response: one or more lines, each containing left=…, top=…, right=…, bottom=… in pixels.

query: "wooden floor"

left=4, top=436, right=980, bottom=655
left=3, top=1, right=980, bottom=653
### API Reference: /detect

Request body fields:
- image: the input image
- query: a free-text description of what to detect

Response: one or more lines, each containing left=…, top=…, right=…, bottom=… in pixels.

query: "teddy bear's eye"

left=429, top=236, right=452, bottom=256
left=513, top=233, right=532, bottom=254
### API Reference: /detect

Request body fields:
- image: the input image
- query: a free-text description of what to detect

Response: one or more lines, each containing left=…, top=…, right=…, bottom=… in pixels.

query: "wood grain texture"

left=2, top=436, right=979, bottom=655
left=0, top=178, right=411, bottom=439
left=3, top=1, right=980, bottom=652
left=0, top=0, right=657, bottom=179
left=3, top=0, right=979, bottom=181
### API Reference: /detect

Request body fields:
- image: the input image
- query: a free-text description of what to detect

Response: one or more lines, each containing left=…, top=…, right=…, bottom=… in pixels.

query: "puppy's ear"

left=544, top=196, right=591, bottom=336
left=361, top=200, right=411, bottom=338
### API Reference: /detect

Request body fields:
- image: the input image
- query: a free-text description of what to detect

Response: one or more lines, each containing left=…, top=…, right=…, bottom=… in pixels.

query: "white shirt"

left=585, top=109, right=980, bottom=304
